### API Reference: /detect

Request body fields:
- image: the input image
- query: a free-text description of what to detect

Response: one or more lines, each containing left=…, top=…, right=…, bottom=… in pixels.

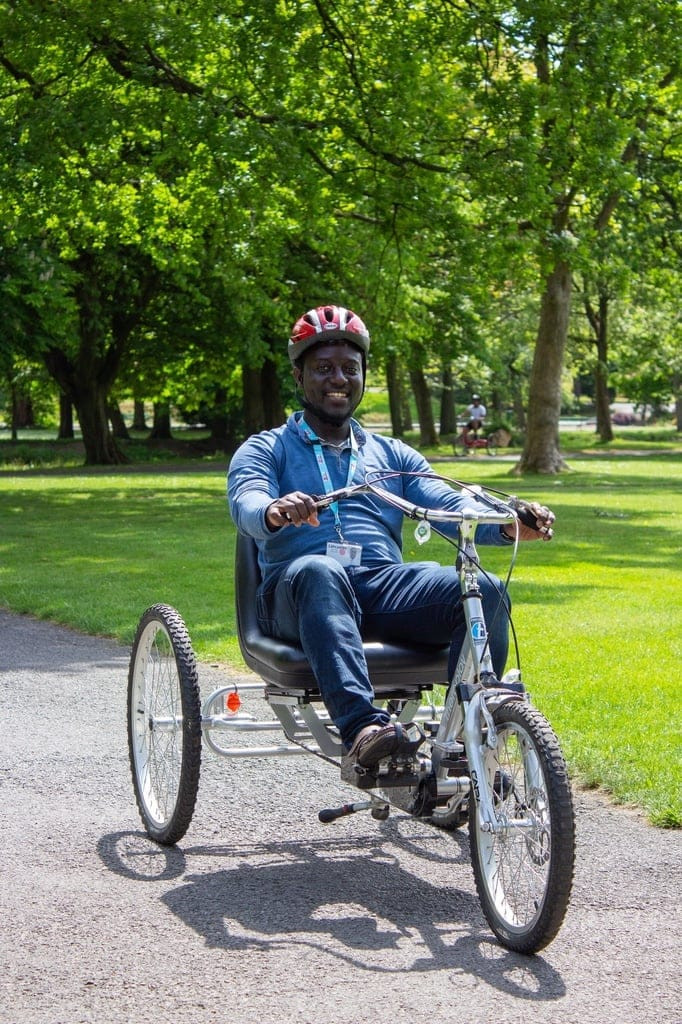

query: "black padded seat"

left=235, top=531, right=449, bottom=698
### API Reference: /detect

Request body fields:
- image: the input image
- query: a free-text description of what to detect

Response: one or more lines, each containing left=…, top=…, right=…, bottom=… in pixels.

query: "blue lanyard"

left=301, top=419, right=358, bottom=540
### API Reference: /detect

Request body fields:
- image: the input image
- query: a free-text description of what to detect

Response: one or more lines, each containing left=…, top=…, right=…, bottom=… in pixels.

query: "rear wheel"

left=127, top=604, right=202, bottom=845
left=453, top=436, right=469, bottom=457
left=469, top=701, right=575, bottom=953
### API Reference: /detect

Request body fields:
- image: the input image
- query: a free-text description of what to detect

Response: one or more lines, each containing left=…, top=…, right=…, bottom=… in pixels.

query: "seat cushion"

left=235, top=531, right=449, bottom=695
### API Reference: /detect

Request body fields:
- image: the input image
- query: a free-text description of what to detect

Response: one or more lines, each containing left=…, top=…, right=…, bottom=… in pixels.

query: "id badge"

left=326, top=541, right=362, bottom=567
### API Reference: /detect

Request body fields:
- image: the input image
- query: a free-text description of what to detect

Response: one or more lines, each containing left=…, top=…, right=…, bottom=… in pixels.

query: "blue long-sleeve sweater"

left=228, top=412, right=509, bottom=589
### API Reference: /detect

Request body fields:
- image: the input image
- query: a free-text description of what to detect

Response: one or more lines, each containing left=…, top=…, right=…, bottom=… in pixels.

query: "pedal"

left=340, top=759, right=377, bottom=789
left=399, top=723, right=427, bottom=758
left=340, top=722, right=426, bottom=790
left=340, top=755, right=423, bottom=790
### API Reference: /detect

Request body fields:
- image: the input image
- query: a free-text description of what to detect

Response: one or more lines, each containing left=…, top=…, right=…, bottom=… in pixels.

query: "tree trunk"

left=489, top=386, right=504, bottom=424
left=674, top=372, right=682, bottom=432
left=9, top=381, right=18, bottom=441
left=205, top=386, right=230, bottom=451
left=439, top=363, right=457, bottom=437
left=515, top=260, right=572, bottom=474
left=243, top=365, right=265, bottom=436
left=409, top=365, right=438, bottom=447
left=41, top=249, right=157, bottom=464
left=241, top=350, right=285, bottom=437
left=401, top=393, right=413, bottom=432
left=593, top=294, right=613, bottom=442
left=57, top=393, right=74, bottom=439
left=261, top=358, right=285, bottom=427
left=13, top=394, right=35, bottom=429
left=108, top=400, right=131, bottom=440
left=76, top=388, right=124, bottom=464
left=132, top=399, right=147, bottom=431
left=508, top=362, right=527, bottom=431
left=384, top=354, right=403, bottom=437
left=43, top=348, right=125, bottom=465
left=583, top=288, right=614, bottom=442
left=150, top=402, right=172, bottom=439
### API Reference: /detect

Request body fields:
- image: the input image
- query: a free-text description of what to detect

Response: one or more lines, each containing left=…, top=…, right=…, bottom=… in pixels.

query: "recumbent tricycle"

left=127, top=471, right=575, bottom=954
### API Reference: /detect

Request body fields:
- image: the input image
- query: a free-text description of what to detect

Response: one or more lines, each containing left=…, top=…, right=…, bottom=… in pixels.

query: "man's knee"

left=286, top=555, right=355, bottom=605
left=288, top=554, right=347, bottom=585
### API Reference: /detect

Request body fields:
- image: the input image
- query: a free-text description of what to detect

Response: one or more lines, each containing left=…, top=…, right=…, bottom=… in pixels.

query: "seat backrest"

left=235, top=530, right=318, bottom=688
left=234, top=531, right=449, bottom=693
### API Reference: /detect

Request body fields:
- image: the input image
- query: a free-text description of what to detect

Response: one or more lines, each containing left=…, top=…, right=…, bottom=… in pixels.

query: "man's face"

left=296, top=342, right=364, bottom=426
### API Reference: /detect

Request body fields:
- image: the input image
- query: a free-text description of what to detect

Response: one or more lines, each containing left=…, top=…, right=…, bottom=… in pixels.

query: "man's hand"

left=266, top=491, right=320, bottom=530
left=503, top=500, right=555, bottom=542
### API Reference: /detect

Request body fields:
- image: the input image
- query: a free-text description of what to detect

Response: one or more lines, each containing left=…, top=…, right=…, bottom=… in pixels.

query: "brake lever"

left=312, top=482, right=369, bottom=510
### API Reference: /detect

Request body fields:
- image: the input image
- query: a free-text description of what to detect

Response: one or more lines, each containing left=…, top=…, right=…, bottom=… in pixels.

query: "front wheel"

left=127, top=604, right=202, bottom=845
left=469, top=701, right=575, bottom=953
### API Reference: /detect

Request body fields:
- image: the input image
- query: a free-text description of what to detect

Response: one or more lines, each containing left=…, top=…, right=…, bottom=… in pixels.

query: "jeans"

left=257, top=555, right=510, bottom=748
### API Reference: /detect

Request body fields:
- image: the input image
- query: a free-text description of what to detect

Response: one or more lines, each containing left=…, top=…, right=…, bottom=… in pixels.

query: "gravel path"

left=1, top=608, right=680, bottom=1024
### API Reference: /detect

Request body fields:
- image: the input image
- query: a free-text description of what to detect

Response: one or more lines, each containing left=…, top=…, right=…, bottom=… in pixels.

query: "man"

left=463, top=394, right=487, bottom=441
left=228, top=305, right=553, bottom=773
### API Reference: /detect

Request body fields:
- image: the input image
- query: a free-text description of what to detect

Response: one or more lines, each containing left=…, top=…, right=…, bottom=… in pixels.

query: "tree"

left=1, top=0, right=679, bottom=467
left=613, top=278, right=682, bottom=427
left=401, top=1, right=679, bottom=471
left=0, top=2, right=259, bottom=461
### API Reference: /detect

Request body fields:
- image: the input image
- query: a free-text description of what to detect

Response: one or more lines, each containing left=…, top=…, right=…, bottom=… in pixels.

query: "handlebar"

left=312, top=475, right=519, bottom=527
left=311, top=471, right=553, bottom=539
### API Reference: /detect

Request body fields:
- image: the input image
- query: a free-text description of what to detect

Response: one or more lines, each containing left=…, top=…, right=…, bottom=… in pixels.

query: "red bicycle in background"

left=453, top=426, right=511, bottom=457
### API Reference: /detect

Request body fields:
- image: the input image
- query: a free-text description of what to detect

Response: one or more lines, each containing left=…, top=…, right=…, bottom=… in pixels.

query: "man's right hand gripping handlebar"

left=266, top=492, right=321, bottom=530
left=266, top=481, right=367, bottom=529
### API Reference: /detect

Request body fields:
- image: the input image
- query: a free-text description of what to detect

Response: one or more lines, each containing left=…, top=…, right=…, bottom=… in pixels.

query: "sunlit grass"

left=0, top=454, right=680, bottom=826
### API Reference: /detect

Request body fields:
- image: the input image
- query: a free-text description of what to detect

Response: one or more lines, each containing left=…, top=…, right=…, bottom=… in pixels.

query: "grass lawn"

left=0, top=451, right=680, bottom=827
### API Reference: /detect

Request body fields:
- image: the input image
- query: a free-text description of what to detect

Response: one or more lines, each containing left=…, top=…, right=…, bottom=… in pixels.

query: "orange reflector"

left=225, top=691, right=241, bottom=714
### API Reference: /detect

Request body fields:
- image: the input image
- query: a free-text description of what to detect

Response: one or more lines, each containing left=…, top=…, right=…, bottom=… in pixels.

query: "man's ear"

left=292, top=366, right=303, bottom=388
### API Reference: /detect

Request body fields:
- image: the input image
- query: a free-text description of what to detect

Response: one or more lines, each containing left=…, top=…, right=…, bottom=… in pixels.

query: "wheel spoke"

left=141, top=637, right=183, bottom=824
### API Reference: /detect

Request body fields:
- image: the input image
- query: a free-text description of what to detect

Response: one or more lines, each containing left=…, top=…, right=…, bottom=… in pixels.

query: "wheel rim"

left=130, top=621, right=184, bottom=829
left=476, top=721, right=552, bottom=932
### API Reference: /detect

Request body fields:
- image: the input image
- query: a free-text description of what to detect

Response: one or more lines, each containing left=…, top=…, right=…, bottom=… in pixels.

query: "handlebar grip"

left=510, top=497, right=553, bottom=539
left=515, top=502, right=542, bottom=530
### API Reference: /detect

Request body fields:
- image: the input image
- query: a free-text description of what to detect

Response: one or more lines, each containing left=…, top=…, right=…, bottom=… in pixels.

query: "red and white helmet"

left=288, top=305, right=370, bottom=364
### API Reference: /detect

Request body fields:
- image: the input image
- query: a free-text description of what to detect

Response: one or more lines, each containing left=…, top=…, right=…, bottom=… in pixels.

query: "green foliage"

left=0, top=1, right=680, bottom=456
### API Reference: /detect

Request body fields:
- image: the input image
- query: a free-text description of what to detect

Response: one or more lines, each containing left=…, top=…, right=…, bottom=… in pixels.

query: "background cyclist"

left=462, top=394, right=487, bottom=442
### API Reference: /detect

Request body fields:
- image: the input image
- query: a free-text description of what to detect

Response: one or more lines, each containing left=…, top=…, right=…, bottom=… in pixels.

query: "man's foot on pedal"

left=345, top=721, right=424, bottom=771
left=346, top=724, right=398, bottom=770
